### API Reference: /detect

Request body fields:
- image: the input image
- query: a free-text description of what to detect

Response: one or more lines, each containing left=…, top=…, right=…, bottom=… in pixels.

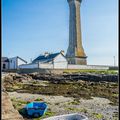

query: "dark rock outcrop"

left=29, top=73, right=118, bottom=82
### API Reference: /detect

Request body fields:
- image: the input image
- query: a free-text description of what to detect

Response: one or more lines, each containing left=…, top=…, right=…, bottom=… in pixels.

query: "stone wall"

left=68, top=65, right=110, bottom=70
left=3, top=65, right=118, bottom=74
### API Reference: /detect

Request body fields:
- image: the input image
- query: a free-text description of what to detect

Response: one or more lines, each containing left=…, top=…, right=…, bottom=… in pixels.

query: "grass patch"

left=11, top=98, right=30, bottom=109
left=67, top=99, right=80, bottom=105
left=63, top=69, right=118, bottom=75
left=9, top=76, right=118, bottom=106
left=92, top=112, right=104, bottom=119
left=65, top=107, right=77, bottom=111
left=34, top=98, right=44, bottom=101
left=14, top=99, right=30, bottom=104
left=112, top=93, right=119, bottom=97
left=78, top=108, right=88, bottom=113
left=44, top=111, right=55, bottom=117
left=65, top=107, right=88, bottom=113
left=33, top=110, right=55, bottom=120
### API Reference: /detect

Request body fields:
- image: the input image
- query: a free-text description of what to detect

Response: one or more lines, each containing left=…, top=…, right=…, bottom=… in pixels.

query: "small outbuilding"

left=9, top=56, right=27, bottom=69
left=1, top=57, right=9, bottom=70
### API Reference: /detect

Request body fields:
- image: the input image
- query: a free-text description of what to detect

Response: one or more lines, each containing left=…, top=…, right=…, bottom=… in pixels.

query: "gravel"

left=8, top=92, right=118, bottom=120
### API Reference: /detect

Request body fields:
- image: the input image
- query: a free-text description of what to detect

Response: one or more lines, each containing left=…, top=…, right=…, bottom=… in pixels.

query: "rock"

left=2, top=91, right=24, bottom=120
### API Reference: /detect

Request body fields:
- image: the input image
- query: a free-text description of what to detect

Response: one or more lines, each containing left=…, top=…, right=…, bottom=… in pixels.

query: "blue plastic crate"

left=25, top=102, right=48, bottom=117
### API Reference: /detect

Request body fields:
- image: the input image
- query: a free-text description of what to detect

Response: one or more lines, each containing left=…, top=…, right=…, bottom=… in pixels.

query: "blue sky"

left=2, top=0, right=118, bottom=65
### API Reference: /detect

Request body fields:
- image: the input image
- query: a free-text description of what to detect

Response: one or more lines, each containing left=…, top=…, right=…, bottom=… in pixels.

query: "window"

left=3, top=64, right=6, bottom=69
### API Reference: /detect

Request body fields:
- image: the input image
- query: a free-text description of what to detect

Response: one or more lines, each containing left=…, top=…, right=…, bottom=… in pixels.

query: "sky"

left=2, top=0, right=118, bottom=66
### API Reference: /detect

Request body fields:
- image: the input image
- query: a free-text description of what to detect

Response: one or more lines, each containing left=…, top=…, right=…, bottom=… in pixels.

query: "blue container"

left=25, top=102, right=48, bottom=117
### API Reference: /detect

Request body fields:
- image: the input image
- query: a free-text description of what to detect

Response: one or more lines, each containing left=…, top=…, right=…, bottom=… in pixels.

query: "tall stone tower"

left=66, top=0, right=87, bottom=64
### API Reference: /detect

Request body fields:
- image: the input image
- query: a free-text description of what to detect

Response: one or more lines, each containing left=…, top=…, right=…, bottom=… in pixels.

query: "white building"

left=19, top=51, right=68, bottom=69
left=9, top=56, right=27, bottom=69
left=1, top=57, right=9, bottom=70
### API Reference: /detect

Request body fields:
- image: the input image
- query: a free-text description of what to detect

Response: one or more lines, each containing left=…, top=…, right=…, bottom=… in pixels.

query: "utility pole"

left=113, top=56, right=115, bottom=66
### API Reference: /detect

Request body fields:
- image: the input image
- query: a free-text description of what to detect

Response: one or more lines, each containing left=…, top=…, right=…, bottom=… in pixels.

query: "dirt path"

left=8, top=92, right=118, bottom=120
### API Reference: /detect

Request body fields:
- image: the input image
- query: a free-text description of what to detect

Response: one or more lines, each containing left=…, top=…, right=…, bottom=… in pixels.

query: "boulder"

left=2, top=91, right=24, bottom=120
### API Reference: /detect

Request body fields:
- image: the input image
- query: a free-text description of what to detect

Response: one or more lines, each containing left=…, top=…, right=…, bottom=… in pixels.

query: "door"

left=3, top=64, right=6, bottom=69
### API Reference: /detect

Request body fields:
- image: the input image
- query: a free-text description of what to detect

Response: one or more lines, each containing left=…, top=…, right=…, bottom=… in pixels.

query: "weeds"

left=63, top=69, right=118, bottom=75
left=92, top=112, right=104, bottom=119
left=67, top=99, right=80, bottom=105
left=78, top=108, right=88, bottom=113
left=9, top=80, right=118, bottom=105
left=34, top=98, right=44, bottom=101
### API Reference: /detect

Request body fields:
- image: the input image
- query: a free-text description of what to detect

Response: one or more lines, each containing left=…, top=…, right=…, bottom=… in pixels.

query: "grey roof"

left=2, top=57, right=9, bottom=62
left=9, top=56, right=27, bottom=63
left=16, top=56, right=27, bottom=63
left=32, top=52, right=60, bottom=63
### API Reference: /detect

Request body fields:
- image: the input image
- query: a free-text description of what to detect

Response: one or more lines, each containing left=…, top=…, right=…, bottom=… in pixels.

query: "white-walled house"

left=19, top=51, right=68, bottom=69
left=53, top=53, right=68, bottom=69
left=32, top=51, right=68, bottom=69
left=9, top=56, right=27, bottom=69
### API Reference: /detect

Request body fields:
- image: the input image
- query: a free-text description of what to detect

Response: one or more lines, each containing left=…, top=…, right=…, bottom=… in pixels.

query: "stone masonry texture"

left=66, top=0, right=87, bottom=65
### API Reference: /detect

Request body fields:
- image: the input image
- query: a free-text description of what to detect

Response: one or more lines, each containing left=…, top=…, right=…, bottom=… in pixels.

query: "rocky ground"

left=2, top=71, right=119, bottom=120
left=8, top=92, right=118, bottom=120
left=2, top=91, right=24, bottom=120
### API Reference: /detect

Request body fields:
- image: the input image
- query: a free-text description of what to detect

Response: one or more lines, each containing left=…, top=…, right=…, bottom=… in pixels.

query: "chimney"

left=44, top=52, right=49, bottom=57
left=60, top=50, right=65, bottom=55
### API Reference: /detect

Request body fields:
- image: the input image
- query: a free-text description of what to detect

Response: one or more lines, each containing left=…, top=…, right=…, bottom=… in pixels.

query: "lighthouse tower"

left=66, top=0, right=87, bottom=64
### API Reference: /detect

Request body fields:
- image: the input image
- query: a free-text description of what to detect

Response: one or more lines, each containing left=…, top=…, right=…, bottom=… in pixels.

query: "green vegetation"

left=78, top=108, right=88, bottom=113
left=34, top=98, right=44, bottom=101
left=112, top=93, right=119, bottom=97
left=67, top=99, right=80, bottom=105
left=3, top=73, right=118, bottom=120
left=33, top=109, right=55, bottom=120
left=63, top=69, right=118, bottom=74
left=11, top=98, right=30, bottom=109
left=65, top=107, right=77, bottom=111
left=92, top=112, right=104, bottom=119
left=65, top=107, right=88, bottom=113
left=11, top=97, right=54, bottom=120
left=8, top=80, right=118, bottom=106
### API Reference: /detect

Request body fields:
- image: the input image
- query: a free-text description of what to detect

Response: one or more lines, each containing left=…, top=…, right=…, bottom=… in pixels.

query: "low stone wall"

left=2, top=69, right=18, bottom=73
left=39, top=63, right=53, bottom=69
left=109, top=66, right=118, bottom=70
left=18, top=68, right=52, bottom=74
left=68, top=65, right=114, bottom=70
left=2, top=65, right=118, bottom=74
left=19, top=63, right=38, bottom=69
